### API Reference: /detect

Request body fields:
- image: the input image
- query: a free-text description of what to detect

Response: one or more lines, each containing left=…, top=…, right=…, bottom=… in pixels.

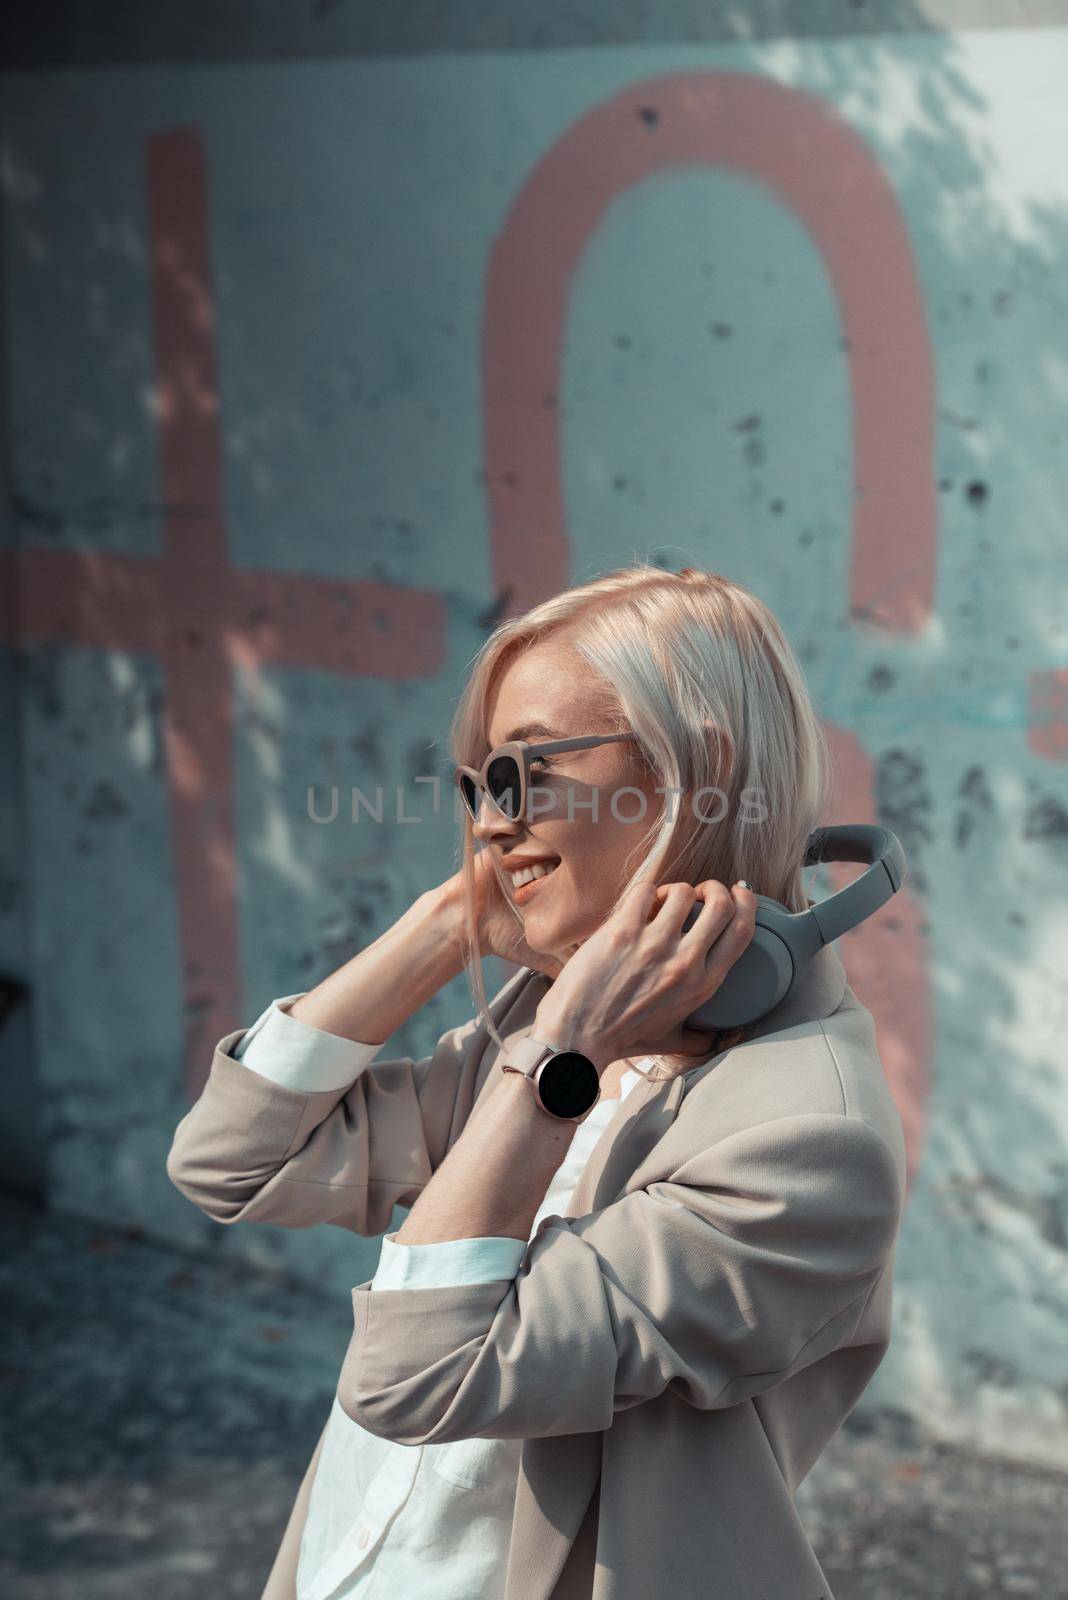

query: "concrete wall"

left=2, top=7, right=1067, bottom=1468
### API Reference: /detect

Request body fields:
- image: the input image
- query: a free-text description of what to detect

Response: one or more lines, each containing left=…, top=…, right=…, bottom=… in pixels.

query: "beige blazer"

left=167, top=942, right=906, bottom=1600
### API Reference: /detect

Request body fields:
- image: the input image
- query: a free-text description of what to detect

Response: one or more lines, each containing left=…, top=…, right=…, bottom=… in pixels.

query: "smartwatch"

left=500, top=1033, right=601, bottom=1122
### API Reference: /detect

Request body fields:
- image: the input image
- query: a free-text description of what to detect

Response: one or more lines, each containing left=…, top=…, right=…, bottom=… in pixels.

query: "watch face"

left=537, top=1051, right=600, bottom=1119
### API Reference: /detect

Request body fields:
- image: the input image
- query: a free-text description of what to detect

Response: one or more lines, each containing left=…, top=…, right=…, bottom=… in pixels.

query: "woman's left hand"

left=532, top=878, right=757, bottom=1072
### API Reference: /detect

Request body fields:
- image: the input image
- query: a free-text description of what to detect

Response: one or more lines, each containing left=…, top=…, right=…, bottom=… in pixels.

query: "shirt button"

left=356, top=1529, right=370, bottom=1550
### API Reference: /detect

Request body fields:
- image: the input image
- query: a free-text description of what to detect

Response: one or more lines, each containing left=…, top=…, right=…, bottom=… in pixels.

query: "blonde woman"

left=167, top=562, right=906, bottom=1600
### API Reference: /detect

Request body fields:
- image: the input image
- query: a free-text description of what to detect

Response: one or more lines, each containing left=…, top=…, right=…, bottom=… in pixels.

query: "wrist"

left=531, top=1005, right=614, bottom=1075
left=287, top=885, right=465, bottom=1043
left=415, top=883, right=468, bottom=967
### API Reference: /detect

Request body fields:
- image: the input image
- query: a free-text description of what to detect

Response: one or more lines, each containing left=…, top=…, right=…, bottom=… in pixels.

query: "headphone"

left=682, top=823, right=907, bottom=1030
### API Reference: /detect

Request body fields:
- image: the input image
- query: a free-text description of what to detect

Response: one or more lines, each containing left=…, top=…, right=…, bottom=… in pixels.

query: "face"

left=472, top=644, right=664, bottom=960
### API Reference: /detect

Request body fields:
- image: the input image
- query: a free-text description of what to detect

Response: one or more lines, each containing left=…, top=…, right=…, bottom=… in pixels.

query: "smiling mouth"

left=511, top=861, right=560, bottom=901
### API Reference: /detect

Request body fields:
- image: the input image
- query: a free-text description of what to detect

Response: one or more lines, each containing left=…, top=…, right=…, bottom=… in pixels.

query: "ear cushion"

left=680, top=898, right=795, bottom=1028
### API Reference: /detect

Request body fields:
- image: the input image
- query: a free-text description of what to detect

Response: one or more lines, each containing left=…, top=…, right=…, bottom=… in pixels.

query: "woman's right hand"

left=435, top=849, right=565, bottom=981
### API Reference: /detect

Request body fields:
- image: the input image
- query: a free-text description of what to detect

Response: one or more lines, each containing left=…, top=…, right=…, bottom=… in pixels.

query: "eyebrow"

left=494, top=721, right=563, bottom=744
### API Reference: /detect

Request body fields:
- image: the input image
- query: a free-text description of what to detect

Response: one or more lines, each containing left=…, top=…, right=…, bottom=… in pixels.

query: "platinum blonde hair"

left=448, top=561, right=834, bottom=1081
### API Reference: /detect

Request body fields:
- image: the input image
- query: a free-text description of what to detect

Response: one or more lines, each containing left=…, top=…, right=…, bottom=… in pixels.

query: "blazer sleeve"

left=335, top=1111, right=904, bottom=1444
left=165, top=964, right=534, bottom=1237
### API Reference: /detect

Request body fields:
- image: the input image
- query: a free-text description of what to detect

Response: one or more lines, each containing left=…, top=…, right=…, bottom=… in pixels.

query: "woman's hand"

left=436, top=848, right=565, bottom=981
left=530, top=877, right=756, bottom=1071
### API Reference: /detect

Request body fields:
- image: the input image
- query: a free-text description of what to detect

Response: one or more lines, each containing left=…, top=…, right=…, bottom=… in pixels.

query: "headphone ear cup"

left=681, top=898, right=794, bottom=1030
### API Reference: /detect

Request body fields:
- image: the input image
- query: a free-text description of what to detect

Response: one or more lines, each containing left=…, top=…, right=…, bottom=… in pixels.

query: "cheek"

left=553, top=827, right=608, bottom=878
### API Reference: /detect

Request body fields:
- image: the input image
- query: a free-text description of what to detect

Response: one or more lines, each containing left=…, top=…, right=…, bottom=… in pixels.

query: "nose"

left=472, top=799, right=524, bottom=849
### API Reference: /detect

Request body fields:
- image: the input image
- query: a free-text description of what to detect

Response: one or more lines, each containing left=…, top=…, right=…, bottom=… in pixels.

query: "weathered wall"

left=2, top=11, right=1067, bottom=1468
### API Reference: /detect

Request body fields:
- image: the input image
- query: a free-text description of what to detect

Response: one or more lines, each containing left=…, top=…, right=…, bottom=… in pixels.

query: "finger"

left=679, top=880, right=737, bottom=949
left=680, top=885, right=754, bottom=995
left=648, top=881, right=700, bottom=932
left=618, top=877, right=662, bottom=929
left=726, top=879, right=758, bottom=928
left=698, top=883, right=758, bottom=982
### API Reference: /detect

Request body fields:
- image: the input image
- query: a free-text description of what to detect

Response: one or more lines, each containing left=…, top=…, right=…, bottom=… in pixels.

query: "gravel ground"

left=2, top=1189, right=1066, bottom=1600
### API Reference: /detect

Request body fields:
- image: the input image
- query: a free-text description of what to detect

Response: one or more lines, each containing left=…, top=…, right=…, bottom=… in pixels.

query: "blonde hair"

left=448, top=561, right=833, bottom=1081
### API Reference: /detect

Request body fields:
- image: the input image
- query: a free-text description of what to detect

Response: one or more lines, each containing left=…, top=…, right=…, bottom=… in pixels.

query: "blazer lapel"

left=563, top=1071, right=683, bottom=1218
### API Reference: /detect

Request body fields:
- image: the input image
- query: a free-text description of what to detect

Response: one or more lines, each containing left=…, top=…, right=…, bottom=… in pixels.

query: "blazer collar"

left=502, top=942, right=850, bottom=1219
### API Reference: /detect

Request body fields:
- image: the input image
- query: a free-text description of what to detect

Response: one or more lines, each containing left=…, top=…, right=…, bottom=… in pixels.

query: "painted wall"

left=2, top=23, right=1067, bottom=1468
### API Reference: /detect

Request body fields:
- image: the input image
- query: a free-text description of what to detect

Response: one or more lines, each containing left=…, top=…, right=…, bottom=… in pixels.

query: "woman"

left=167, top=562, right=906, bottom=1600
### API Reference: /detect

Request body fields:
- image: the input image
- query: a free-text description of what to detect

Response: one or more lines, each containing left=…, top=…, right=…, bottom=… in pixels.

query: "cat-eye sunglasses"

left=454, top=732, right=637, bottom=822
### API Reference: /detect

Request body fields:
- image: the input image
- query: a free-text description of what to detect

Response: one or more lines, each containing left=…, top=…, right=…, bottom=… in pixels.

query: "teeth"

left=511, top=861, right=558, bottom=888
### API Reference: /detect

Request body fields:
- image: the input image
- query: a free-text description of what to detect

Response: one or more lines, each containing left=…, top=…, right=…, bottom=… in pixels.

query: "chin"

left=527, top=913, right=582, bottom=953
left=520, top=909, right=560, bottom=943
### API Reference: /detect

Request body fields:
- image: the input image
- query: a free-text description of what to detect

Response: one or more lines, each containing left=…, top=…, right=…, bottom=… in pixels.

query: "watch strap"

left=499, top=1033, right=558, bottom=1077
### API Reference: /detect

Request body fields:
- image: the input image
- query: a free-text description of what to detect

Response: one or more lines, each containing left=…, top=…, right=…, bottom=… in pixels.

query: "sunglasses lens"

left=486, top=755, right=522, bottom=818
left=459, top=774, right=479, bottom=817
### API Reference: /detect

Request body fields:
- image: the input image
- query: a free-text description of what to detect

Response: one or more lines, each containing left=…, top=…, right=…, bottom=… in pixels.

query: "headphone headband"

left=801, top=823, right=906, bottom=947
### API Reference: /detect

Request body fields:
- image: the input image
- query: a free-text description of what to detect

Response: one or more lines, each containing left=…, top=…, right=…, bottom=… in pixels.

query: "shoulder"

left=675, top=988, right=906, bottom=1179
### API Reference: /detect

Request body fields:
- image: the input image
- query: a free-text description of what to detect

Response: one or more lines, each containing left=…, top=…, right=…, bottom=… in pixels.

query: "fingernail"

left=735, top=879, right=752, bottom=891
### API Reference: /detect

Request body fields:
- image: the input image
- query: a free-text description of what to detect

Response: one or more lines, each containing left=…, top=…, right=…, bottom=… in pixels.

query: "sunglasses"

left=454, top=732, right=637, bottom=822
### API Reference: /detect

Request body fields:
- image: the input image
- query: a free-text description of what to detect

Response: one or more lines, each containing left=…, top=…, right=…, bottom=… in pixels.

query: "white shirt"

left=233, top=993, right=650, bottom=1600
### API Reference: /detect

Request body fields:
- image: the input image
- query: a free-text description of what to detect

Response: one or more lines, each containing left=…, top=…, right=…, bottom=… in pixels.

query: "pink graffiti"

left=1029, top=669, right=1068, bottom=762
left=2, top=129, right=446, bottom=1102
left=482, top=72, right=935, bottom=1186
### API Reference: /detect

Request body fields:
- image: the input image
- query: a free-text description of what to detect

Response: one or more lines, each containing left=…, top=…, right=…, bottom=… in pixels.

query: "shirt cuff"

left=371, top=1231, right=527, bottom=1290
left=232, top=992, right=384, bottom=1092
